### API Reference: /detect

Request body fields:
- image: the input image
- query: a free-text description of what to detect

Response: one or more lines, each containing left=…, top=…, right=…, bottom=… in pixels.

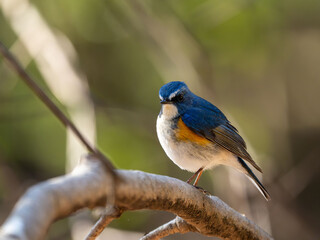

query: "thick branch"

left=0, top=155, right=272, bottom=240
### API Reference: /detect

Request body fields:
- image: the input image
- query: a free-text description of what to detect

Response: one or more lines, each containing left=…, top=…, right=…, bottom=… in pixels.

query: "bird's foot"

left=193, top=185, right=211, bottom=195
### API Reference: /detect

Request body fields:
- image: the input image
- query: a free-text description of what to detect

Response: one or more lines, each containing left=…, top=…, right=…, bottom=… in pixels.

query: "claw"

left=193, top=185, right=211, bottom=195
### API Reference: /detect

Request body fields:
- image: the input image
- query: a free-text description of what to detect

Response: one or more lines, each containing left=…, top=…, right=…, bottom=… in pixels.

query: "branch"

left=0, top=154, right=272, bottom=240
left=0, top=41, right=115, bottom=174
left=141, top=216, right=196, bottom=240
left=84, top=207, right=123, bottom=240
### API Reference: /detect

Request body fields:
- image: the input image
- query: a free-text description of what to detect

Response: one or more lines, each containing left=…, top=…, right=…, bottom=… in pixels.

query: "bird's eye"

left=176, top=94, right=184, bottom=102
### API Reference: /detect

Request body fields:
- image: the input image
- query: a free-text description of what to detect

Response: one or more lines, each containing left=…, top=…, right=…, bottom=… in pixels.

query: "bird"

left=156, top=81, right=271, bottom=201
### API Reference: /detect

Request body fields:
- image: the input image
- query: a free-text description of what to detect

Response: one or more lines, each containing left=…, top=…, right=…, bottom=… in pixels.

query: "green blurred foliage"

left=1, top=0, right=320, bottom=239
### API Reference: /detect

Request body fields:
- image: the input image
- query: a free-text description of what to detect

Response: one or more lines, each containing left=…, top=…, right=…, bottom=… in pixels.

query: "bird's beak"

left=160, top=99, right=170, bottom=104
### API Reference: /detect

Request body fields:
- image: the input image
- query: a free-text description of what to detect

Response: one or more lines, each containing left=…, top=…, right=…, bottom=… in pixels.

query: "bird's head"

left=158, top=81, right=192, bottom=119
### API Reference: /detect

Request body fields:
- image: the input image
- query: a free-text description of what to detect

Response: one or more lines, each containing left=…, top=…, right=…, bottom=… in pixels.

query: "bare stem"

left=85, top=207, right=123, bottom=240
left=0, top=41, right=115, bottom=174
left=141, top=217, right=196, bottom=240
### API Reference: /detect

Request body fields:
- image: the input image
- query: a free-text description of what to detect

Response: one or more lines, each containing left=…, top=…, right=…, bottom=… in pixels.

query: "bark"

left=0, top=154, right=272, bottom=240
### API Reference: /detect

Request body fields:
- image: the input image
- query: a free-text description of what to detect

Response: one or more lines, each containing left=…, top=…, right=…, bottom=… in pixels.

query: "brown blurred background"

left=0, top=0, right=319, bottom=239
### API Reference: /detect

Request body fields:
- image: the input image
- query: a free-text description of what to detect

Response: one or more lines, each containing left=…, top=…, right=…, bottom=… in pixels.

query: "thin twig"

left=85, top=207, right=123, bottom=240
left=0, top=41, right=115, bottom=175
left=141, top=217, right=197, bottom=240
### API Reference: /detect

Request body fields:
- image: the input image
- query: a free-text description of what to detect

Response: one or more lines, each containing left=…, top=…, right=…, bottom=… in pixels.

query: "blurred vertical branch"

left=0, top=0, right=96, bottom=171
left=125, top=0, right=204, bottom=91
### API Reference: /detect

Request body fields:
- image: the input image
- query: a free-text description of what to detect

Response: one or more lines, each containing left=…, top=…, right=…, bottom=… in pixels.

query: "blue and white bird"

left=156, top=81, right=270, bottom=200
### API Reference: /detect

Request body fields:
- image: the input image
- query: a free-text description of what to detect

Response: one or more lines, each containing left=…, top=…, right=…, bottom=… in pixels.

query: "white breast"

left=156, top=105, right=208, bottom=172
left=156, top=115, right=178, bottom=164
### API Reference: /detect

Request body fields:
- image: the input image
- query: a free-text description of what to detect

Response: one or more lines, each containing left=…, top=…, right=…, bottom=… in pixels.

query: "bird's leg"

left=186, top=174, right=196, bottom=184
left=186, top=167, right=203, bottom=185
left=187, top=168, right=210, bottom=195
left=193, top=168, right=204, bottom=186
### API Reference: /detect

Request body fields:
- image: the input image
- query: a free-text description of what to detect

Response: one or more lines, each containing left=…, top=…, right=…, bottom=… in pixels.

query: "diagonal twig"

left=141, top=216, right=197, bottom=240
left=85, top=207, right=123, bottom=240
left=0, top=41, right=115, bottom=175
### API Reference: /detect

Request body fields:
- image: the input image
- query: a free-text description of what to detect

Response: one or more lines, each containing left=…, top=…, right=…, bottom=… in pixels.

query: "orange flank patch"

left=176, top=118, right=211, bottom=146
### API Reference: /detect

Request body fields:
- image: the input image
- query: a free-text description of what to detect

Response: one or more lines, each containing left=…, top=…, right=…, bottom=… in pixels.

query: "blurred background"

left=0, top=0, right=319, bottom=239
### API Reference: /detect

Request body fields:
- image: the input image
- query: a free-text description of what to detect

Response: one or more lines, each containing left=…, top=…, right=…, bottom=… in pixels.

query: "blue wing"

left=181, top=106, right=262, bottom=172
left=181, top=107, right=225, bottom=134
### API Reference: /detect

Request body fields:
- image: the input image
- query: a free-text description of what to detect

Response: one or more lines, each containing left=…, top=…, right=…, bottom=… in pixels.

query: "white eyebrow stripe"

left=169, top=89, right=180, bottom=100
left=159, top=94, right=164, bottom=100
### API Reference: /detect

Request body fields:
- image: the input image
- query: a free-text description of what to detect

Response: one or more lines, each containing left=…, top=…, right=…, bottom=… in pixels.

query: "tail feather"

left=237, top=157, right=271, bottom=201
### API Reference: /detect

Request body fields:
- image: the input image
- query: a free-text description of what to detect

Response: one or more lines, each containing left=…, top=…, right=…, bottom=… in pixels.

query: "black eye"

left=175, top=94, right=184, bottom=102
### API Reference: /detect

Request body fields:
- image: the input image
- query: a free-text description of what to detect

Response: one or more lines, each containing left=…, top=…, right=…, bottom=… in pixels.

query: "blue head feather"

left=159, top=81, right=226, bottom=119
left=159, top=81, right=188, bottom=100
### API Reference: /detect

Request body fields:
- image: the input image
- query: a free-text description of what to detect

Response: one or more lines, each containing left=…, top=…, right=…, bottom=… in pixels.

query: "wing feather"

left=181, top=108, right=262, bottom=173
left=211, top=126, right=262, bottom=172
